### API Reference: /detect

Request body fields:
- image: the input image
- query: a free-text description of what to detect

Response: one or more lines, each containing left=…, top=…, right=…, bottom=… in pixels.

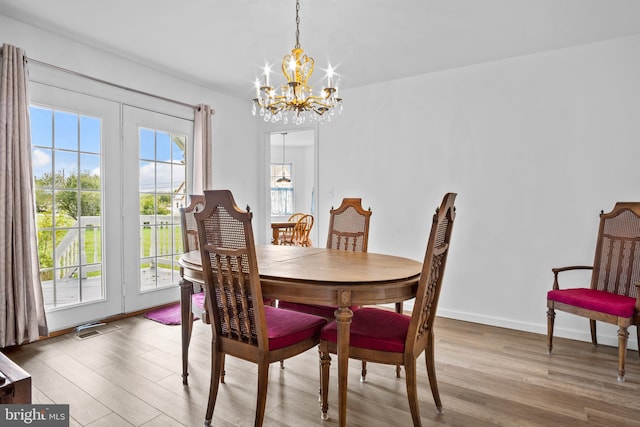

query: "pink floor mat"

left=143, top=293, right=205, bottom=325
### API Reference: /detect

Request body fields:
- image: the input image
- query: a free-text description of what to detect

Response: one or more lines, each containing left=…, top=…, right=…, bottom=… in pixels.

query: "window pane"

left=80, top=191, right=101, bottom=217
left=55, top=190, right=79, bottom=221
left=139, top=128, right=155, bottom=160
left=30, top=107, right=53, bottom=147
left=80, top=154, right=100, bottom=189
left=172, top=135, right=185, bottom=163
left=82, top=225, right=102, bottom=264
left=140, top=161, right=155, bottom=193
left=33, top=148, right=53, bottom=187
left=156, top=162, right=172, bottom=193
left=54, top=151, right=78, bottom=189
left=54, top=111, right=78, bottom=150
left=80, top=116, right=101, bottom=153
left=35, top=190, right=53, bottom=220
left=156, top=131, right=171, bottom=162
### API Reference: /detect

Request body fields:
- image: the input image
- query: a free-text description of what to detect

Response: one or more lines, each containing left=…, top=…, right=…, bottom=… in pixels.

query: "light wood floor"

left=3, top=315, right=640, bottom=427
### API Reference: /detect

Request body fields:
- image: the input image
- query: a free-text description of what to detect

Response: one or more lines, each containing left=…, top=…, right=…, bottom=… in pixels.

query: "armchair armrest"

left=551, top=265, right=593, bottom=290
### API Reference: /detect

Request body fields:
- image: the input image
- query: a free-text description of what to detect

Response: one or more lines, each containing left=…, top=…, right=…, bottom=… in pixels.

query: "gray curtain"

left=192, top=104, right=214, bottom=194
left=0, top=44, right=48, bottom=346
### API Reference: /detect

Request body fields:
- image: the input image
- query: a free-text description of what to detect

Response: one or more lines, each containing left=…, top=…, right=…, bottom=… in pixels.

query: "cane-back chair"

left=319, top=192, right=457, bottom=425
left=195, top=190, right=327, bottom=427
left=280, top=198, right=372, bottom=317
left=179, top=194, right=209, bottom=385
left=547, top=202, right=640, bottom=381
left=279, top=198, right=373, bottom=375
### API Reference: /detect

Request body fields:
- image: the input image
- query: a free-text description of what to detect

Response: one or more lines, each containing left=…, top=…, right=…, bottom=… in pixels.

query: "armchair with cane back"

left=195, top=190, right=327, bottom=427
left=547, top=202, right=640, bottom=381
left=319, top=192, right=457, bottom=426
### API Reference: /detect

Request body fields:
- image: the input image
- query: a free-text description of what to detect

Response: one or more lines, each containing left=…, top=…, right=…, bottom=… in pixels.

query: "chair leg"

left=395, top=302, right=403, bottom=377
left=546, top=307, right=555, bottom=355
left=204, top=348, right=224, bottom=426
left=617, top=326, right=629, bottom=382
left=637, top=325, right=640, bottom=359
left=319, top=342, right=331, bottom=420
left=254, top=361, right=269, bottom=427
left=590, top=319, right=598, bottom=346
left=425, top=335, right=443, bottom=415
left=405, top=358, right=422, bottom=426
left=360, top=360, right=367, bottom=382
left=220, top=353, right=226, bottom=384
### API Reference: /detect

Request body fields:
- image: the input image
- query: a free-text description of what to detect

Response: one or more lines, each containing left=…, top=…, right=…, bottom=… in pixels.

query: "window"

left=31, top=106, right=103, bottom=309
left=270, top=163, right=293, bottom=215
left=138, top=127, right=187, bottom=291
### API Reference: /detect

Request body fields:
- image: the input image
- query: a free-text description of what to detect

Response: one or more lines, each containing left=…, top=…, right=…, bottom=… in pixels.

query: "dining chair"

left=278, top=212, right=305, bottom=244
left=195, top=189, right=327, bottom=427
left=178, top=194, right=212, bottom=385
left=547, top=202, right=640, bottom=381
left=279, top=199, right=371, bottom=318
left=319, top=192, right=457, bottom=425
left=281, top=213, right=314, bottom=247
left=279, top=198, right=374, bottom=376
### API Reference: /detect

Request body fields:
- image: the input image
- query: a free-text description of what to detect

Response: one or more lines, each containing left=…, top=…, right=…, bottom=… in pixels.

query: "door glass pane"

left=138, top=128, right=186, bottom=291
left=31, top=106, right=104, bottom=310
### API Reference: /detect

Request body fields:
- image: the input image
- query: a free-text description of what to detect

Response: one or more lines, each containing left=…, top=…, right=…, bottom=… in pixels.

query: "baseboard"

left=435, top=308, right=639, bottom=351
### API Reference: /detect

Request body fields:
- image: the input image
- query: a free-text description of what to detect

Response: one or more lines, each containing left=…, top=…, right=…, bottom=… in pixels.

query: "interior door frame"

left=258, top=122, right=320, bottom=246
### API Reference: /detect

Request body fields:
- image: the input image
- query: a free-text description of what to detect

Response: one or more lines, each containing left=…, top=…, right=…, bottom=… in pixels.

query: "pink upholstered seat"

left=320, top=308, right=410, bottom=353
left=548, top=288, right=636, bottom=318
left=265, top=305, right=327, bottom=350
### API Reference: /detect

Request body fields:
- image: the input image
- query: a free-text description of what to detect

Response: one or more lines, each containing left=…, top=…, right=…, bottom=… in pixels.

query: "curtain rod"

left=26, top=57, right=214, bottom=113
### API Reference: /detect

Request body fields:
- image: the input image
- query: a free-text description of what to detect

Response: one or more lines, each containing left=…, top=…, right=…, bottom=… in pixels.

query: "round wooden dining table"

left=179, top=244, right=422, bottom=427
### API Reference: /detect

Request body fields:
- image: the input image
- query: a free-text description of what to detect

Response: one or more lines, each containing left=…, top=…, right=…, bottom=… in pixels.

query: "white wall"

left=0, top=14, right=259, bottom=217
left=318, top=35, right=640, bottom=348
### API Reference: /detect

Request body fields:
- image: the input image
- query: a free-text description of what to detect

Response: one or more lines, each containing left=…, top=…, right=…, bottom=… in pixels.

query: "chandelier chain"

left=295, top=0, right=301, bottom=49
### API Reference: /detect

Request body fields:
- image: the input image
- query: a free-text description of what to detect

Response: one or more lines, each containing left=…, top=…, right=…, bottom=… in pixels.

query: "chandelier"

left=252, top=0, right=342, bottom=125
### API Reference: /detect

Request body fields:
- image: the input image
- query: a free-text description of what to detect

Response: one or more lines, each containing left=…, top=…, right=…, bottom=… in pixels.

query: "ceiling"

left=2, top=0, right=640, bottom=101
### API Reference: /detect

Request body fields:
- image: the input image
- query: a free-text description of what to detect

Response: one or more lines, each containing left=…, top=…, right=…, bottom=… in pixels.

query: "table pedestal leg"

left=335, top=305, right=353, bottom=427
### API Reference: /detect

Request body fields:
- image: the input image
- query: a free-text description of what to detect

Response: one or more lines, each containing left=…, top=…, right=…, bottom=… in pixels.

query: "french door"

left=122, top=105, right=193, bottom=312
left=30, top=83, right=122, bottom=331
left=30, top=83, right=194, bottom=329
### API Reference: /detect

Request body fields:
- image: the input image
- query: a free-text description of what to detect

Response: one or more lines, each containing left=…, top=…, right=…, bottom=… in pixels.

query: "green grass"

left=37, top=214, right=184, bottom=274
